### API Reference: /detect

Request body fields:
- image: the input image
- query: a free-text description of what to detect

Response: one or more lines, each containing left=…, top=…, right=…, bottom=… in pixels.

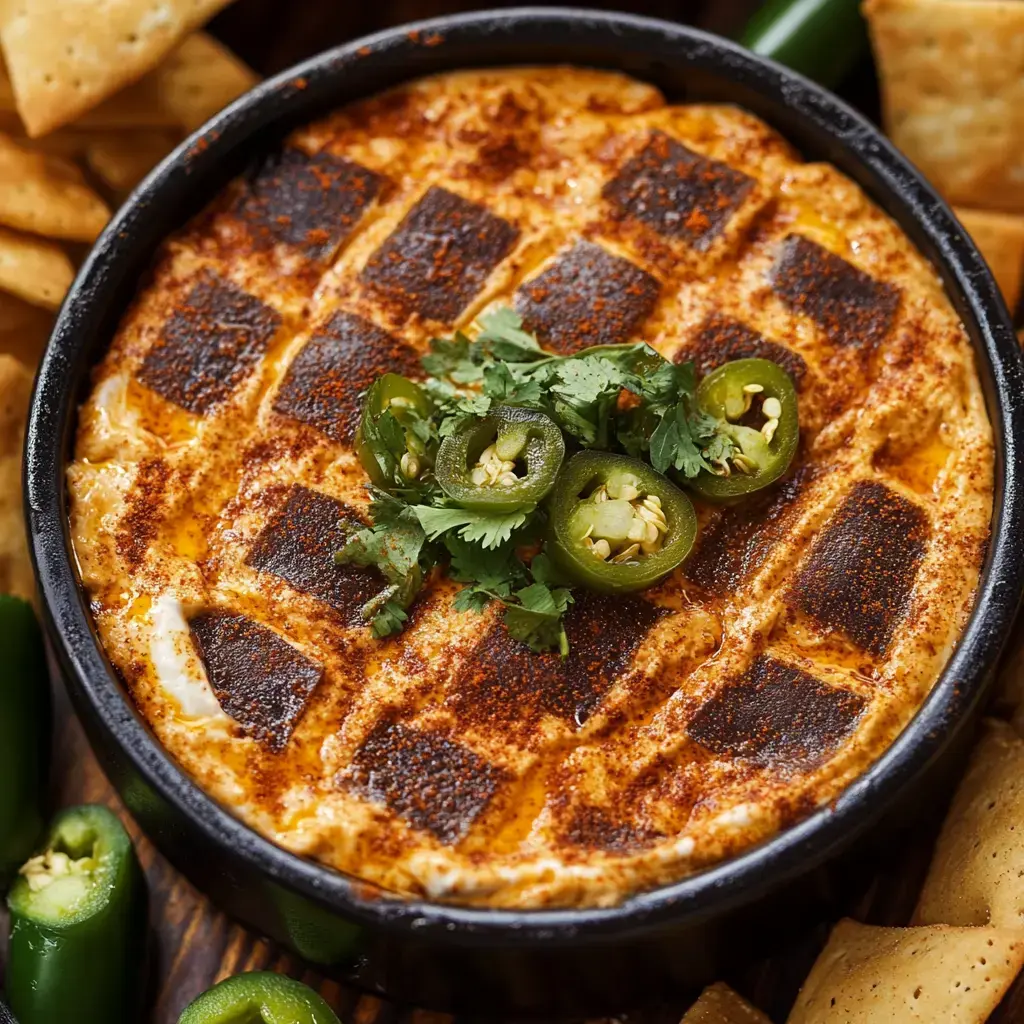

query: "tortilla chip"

left=0, top=228, right=74, bottom=310
left=0, top=132, right=109, bottom=240
left=955, top=208, right=1024, bottom=312
left=681, top=982, right=772, bottom=1023
left=85, top=130, right=178, bottom=193
left=0, top=294, right=51, bottom=366
left=914, top=721, right=1024, bottom=928
left=0, top=353, right=35, bottom=601
left=865, top=0, right=1024, bottom=212
left=786, top=919, right=1024, bottom=1023
left=0, top=0, right=233, bottom=137
left=142, top=33, right=257, bottom=132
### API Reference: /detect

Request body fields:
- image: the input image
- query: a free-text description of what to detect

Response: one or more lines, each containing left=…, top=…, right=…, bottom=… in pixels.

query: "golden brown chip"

left=786, top=918, right=1024, bottom=1023
left=0, top=353, right=34, bottom=601
left=0, top=132, right=109, bottom=240
left=141, top=33, right=258, bottom=132
left=681, top=982, right=772, bottom=1023
left=914, top=720, right=1024, bottom=928
left=0, top=293, right=52, bottom=366
left=865, top=0, right=1024, bottom=212
left=955, top=207, right=1024, bottom=313
left=0, top=0, right=234, bottom=137
left=0, top=228, right=74, bottom=309
left=0, top=56, right=15, bottom=123
left=85, top=130, right=179, bottom=194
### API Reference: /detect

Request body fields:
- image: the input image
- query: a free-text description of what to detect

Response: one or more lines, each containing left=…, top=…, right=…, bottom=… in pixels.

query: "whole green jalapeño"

left=436, top=406, right=565, bottom=512
left=689, top=358, right=799, bottom=501
left=549, top=451, right=697, bottom=593
left=354, top=374, right=434, bottom=489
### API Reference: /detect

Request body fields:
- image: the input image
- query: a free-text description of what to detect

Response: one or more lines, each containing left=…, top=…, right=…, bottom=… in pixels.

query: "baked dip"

left=68, top=68, right=993, bottom=909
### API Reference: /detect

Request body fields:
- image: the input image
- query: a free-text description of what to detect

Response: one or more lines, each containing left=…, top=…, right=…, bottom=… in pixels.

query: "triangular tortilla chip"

left=0, top=0, right=233, bottom=137
left=914, top=720, right=1024, bottom=928
left=0, top=292, right=52, bottom=366
left=0, top=228, right=74, bottom=309
left=865, top=0, right=1024, bottom=212
left=682, top=982, right=773, bottom=1023
left=0, top=132, right=109, bottom=240
left=0, top=353, right=35, bottom=601
left=85, top=130, right=178, bottom=193
left=787, top=919, right=1024, bottom=1023
left=955, top=208, right=1024, bottom=314
left=141, top=33, right=257, bottom=132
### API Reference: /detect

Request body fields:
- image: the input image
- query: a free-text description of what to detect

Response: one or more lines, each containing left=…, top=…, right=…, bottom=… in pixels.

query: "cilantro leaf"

left=445, top=534, right=523, bottom=593
left=475, top=307, right=545, bottom=362
left=503, top=582, right=574, bottom=655
left=421, top=331, right=481, bottom=383
left=412, top=504, right=536, bottom=549
left=482, top=361, right=544, bottom=406
left=370, top=600, right=408, bottom=637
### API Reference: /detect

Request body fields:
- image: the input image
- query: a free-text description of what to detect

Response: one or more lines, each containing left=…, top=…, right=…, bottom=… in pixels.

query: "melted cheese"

left=67, top=68, right=993, bottom=909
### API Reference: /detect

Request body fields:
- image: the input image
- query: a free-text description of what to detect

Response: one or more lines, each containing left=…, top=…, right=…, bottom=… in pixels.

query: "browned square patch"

left=272, top=310, right=420, bottom=443
left=236, top=147, right=385, bottom=260
left=344, top=720, right=509, bottom=844
left=190, top=612, right=322, bottom=752
left=603, top=131, right=754, bottom=250
left=679, top=313, right=808, bottom=389
left=513, top=240, right=660, bottom=355
left=770, top=235, right=901, bottom=348
left=685, top=466, right=815, bottom=595
left=360, top=186, right=519, bottom=323
left=246, top=485, right=384, bottom=623
left=448, top=592, right=667, bottom=733
left=138, top=270, right=281, bottom=415
left=687, top=655, right=866, bottom=767
left=791, top=480, right=928, bottom=656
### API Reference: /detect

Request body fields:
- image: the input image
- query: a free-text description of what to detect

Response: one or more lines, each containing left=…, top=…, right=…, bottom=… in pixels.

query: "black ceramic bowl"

left=24, top=7, right=1024, bottom=1016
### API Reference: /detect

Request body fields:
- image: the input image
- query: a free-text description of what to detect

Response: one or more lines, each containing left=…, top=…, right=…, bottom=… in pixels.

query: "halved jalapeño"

left=689, top=358, right=798, bottom=501
left=435, top=406, right=565, bottom=512
left=549, top=451, right=697, bottom=593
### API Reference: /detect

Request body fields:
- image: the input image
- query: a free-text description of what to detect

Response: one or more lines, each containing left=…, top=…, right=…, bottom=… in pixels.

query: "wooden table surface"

left=2, top=2, right=1020, bottom=1021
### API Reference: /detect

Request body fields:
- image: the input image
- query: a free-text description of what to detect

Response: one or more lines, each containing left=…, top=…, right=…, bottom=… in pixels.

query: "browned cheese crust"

left=67, top=68, right=993, bottom=909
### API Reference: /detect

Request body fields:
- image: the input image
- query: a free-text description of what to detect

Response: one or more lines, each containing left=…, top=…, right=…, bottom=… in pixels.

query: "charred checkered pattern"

left=771, top=235, right=901, bottom=348
left=345, top=720, right=509, bottom=844
left=360, top=185, right=519, bottom=323
left=792, top=481, right=928, bottom=656
left=513, top=240, right=660, bottom=355
left=688, top=655, right=866, bottom=767
left=246, top=485, right=383, bottom=623
left=273, top=310, right=420, bottom=443
left=190, top=613, right=322, bottom=752
left=138, top=270, right=281, bottom=415
left=237, top=148, right=385, bottom=260
left=680, top=313, right=808, bottom=389
left=603, top=130, right=754, bottom=250
left=686, top=467, right=815, bottom=595
left=449, top=592, right=666, bottom=729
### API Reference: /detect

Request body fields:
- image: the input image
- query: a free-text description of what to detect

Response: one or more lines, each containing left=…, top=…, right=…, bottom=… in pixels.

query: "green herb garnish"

left=336, top=308, right=794, bottom=653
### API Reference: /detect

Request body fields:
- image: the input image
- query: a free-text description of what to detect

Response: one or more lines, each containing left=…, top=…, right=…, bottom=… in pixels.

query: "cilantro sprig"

left=336, top=308, right=741, bottom=653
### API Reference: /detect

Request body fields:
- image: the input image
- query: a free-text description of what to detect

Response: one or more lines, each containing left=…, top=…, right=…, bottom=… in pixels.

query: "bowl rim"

left=24, top=6, right=1024, bottom=945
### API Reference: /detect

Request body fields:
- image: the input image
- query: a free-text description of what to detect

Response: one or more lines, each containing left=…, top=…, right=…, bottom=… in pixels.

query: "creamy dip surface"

left=68, top=68, right=993, bottom=909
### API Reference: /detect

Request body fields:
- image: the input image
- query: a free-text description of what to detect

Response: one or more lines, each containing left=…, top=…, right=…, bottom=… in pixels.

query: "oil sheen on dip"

left=67, top=68, right=993, bottom=909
